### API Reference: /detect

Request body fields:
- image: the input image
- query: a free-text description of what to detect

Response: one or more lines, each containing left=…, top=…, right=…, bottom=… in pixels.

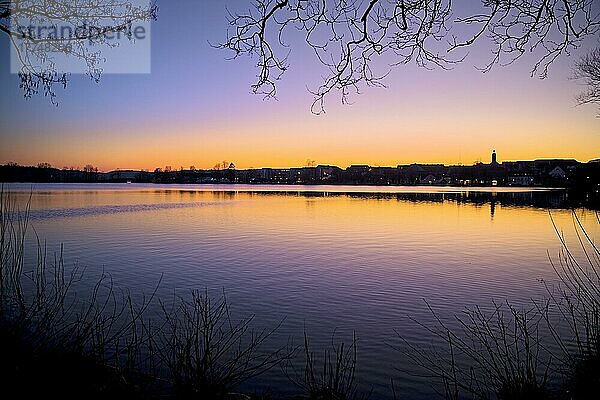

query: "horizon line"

left=3, top=156, right=599, bottom=174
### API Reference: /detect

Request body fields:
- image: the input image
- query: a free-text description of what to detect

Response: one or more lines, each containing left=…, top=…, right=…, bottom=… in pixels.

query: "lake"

left=6, top=183, right=599, bottom=398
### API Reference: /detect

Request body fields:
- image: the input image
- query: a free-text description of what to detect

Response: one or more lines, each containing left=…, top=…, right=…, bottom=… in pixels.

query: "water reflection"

left=7, top=184, right=592, bottom=214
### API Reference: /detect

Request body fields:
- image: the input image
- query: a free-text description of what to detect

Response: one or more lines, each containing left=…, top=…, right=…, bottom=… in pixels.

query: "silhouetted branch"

left=284, top=329, right=364, bottom=400
left=574, top=47, right=600, bottom=114
left=395, top=300, right=554, bottom=399
left=543, top=211, right=600, bottom=396
left=221, top=0, right=600, bottom=113
left=0, top=0, right=158, bottom=104
left=153, top=289, right=290, bottom=396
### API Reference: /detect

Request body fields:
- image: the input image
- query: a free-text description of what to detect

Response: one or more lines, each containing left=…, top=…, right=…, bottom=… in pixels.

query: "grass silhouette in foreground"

left=0, top=187, right=290, bottom=399
left=394, top=212, right=599, bottom=400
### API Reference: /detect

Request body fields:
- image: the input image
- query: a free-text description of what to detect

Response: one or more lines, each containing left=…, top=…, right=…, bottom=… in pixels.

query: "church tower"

left=491, top=149, right=497, bottom=165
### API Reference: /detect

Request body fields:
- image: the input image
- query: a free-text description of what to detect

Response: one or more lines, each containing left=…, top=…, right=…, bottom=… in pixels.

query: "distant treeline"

left=1, top=159, right=599, bottom=191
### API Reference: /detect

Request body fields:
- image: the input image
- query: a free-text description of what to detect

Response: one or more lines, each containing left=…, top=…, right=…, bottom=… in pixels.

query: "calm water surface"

left=7, top=183, right=599, bottom=398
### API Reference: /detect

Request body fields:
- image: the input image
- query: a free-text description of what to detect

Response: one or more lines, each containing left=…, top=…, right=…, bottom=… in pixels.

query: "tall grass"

left=0, top=186, right=159, bottom=395
left=396, top=301, right=554, bottom=400
left=152, top=289, right=289, bottom=397
left=544, top=212, right=599, bottom=398
left=396, top=211, right=599, bottom=400
left=285, top=330, right=364, bottom=400
left=0, top=187, right=288, bottom=398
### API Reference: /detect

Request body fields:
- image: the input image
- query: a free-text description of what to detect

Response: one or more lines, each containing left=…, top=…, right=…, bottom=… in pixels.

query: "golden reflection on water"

left=12, top=186, right=597, bottom=279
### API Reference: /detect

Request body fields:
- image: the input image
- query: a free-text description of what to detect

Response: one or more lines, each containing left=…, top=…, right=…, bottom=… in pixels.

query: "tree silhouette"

left=574, top=47, right=600, bottom=114
left=220, top=0, right=600, bottom=114
left=1, top=0, right=157, bottom=104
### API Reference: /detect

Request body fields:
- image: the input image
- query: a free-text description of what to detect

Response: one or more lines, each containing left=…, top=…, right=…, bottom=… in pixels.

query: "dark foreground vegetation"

left=1, top=187, right=598, bottom=399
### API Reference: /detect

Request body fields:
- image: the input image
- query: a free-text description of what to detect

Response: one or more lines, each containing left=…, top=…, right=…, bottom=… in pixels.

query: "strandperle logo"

left=10, top=0, right=152, bottom=75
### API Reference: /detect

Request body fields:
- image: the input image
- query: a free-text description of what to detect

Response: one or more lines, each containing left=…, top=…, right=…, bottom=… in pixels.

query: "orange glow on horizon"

left=2, top=119, right=598, bottom=172
left=2, top=74, right=598, bottom=172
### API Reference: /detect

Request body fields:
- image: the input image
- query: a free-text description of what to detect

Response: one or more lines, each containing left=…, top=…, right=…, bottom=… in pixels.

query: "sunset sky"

left=0, top=1, right=598, bottom=171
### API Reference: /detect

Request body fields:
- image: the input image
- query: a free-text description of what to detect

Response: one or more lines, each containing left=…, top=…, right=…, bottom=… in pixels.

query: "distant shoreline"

left=2, top=181, right=567, bottom=191
left=2, top=159, right=597, bottom=191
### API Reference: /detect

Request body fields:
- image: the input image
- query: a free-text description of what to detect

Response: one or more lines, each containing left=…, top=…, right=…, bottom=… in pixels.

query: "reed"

left=544, top=211, right=599, bottom=398
left=285, top=330, right=366, bottom=400
left=0, top=187, right=288, bottom=398
left=396, top=211, right=599, bottom=400
left=151, top=288, right=289, bottom=397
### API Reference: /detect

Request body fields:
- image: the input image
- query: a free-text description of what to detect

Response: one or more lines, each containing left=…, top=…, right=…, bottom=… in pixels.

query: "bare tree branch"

left=0, top=0, right=158, bottom=104
left=574, top=47, right=600, bottom=114
left=221, top=0, right=600, bottom=114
